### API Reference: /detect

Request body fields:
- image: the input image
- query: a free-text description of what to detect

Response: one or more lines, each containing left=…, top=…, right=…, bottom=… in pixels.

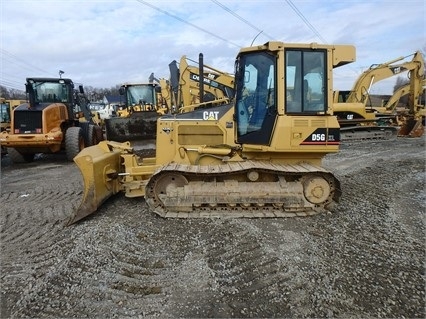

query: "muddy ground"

left=0, top=137, right=425, bottom=318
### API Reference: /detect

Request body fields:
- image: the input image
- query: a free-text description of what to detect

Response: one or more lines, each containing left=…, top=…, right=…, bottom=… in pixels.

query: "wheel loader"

left=104, top=54, right=235, bottom=142
left=68, top=41, right=356, bottom=225
left=0, top=78, right=104, bottom=163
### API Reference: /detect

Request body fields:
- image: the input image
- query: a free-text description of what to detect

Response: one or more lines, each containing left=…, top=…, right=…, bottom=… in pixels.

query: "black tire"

left=1, top=146, right=8, bottom=158
left=86, top=124, right=104, bottom=146
left=7, top=148, right=35, bottom=163
left=87, top=124, right=96, bottom=146
left=65, top=127, right=84, bottom=161
left=80, top=122, right=91, bottom=146
left=95, top=125, right=104, bottom=143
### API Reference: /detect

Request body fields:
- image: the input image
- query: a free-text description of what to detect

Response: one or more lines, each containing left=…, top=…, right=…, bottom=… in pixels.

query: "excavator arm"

left=346, top=51, right=424, bottom=105
left=334, top=50, right=425, bottom=140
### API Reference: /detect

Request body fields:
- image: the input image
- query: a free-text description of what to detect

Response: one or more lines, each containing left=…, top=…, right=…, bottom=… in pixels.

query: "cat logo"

left=203, top=111, right=219, bottom=120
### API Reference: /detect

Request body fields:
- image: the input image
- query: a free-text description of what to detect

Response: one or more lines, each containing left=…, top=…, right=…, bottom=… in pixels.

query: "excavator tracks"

left=145, top=161, right=341, bottom=218
left=340, top=126, right=399, bottom=142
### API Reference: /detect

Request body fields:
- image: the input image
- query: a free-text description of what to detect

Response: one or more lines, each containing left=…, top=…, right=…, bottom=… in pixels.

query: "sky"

left=1, top=0, right=425, bottom=95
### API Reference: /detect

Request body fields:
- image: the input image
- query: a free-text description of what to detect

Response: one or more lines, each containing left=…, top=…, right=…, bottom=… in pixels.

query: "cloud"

left=1, top=0, right=424, bottom=95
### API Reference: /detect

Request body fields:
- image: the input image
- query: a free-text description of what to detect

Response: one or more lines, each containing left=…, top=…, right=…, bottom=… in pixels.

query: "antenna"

left=250, top=31, right=263, bottom=46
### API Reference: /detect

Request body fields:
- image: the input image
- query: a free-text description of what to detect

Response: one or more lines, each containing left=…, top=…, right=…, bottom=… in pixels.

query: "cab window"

left=285, top=50, right=326, bottom=113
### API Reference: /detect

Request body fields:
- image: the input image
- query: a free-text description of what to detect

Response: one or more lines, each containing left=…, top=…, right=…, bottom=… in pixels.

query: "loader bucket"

left=67, top=142, right=122, bottom=225
left=105, top=111, right=159, bottom=142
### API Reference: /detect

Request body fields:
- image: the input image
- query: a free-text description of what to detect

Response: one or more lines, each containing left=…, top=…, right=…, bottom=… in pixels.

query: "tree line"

left=0, top=76, right=411, bottom=101
left=0, top=84, right=122, bottom=101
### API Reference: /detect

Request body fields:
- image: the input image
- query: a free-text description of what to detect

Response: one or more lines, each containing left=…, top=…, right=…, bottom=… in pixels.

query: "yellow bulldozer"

left=67, top=41, right=356, bottom=225
left=0, top=78, right=104, bottom=163
left=333, top=50, right=425, bottom=140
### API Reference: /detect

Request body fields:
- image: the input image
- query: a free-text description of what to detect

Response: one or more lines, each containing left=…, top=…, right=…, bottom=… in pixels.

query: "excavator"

left=67, top=41, right=356, bottom=225
left=0, top=78, right=104, bottom=163
left=333, top=51, right=425, bottom=140
left=104, top=54, right=235, bottom=142
left=168, top=54, right=235, bottom=112
left=375, top=78, right=426, bottom=137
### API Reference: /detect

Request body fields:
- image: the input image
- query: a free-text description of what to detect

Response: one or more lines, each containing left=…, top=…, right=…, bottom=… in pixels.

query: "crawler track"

left=145, top=161, right=341, bottom=218
left=340, top=126, right=399, bottom=141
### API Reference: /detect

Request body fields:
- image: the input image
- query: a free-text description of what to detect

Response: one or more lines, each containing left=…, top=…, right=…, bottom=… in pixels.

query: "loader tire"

left=7, top=148, right=35, bottom=163
left=80, top=122, right=91, bottom=146
left=87, top=124, right=96, bottom=146
left=88, top=124, right=103, bottom=146
left=65, top=127, right=85, bottom=161
left=95, top=125, right=104, bottom=143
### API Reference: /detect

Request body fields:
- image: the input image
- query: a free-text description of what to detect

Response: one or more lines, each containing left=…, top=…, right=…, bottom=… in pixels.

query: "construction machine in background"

left=6, top=99, right=27, bottom=109
left=1, top=98, right=27, bottom=158
left=104, top=54, right=235, bottom=142
left=0, top=78, right=104, bottom=163
left=333, top=51, right=425, bottom=140
left=88, top=102, right=115, bottom=128
left=0, top=98, right=12, bottom=158
left=169, top=54, right=235, bottom=112
left=0, top=99, right=27, bottom=131
left=376, top=78, right=426, bottom=137
left=104, top=81, right=167, bottom=142
left=67, top=41, right=356, bottom=225
left=0, top=99, right=11, bottom=130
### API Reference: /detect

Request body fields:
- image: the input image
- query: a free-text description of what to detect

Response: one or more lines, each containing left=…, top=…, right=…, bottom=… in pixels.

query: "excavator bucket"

left=67, top=141, right=122, bottom=225
left=398, top=117, right=424, bottom=137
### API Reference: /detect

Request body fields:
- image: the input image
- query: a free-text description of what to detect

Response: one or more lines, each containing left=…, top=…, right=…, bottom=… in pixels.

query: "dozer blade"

left=105, top=111, right=159, bottom=142
left=67, top=141, right=122, bottom=225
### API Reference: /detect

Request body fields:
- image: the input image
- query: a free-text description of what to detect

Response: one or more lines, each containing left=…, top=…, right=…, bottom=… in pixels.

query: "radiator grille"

left=293, top=119, right=309, bottom=127
left=14, top=110, right=43, bottom=133
left=311, top=119, right=326, bottom=127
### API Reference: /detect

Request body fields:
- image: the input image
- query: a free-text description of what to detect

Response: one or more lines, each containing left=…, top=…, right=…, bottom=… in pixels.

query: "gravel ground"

left=0, top=137, right=425, bottom=318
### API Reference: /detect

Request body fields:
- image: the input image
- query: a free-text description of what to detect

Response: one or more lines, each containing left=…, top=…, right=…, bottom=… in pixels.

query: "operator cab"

left=26, top=78, right=73, bottom=105
left=120, top=84, right=157, bottom=111
left=235, top=47, right=328, bottom=145
left=235, top=51, right=276, bottom=145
